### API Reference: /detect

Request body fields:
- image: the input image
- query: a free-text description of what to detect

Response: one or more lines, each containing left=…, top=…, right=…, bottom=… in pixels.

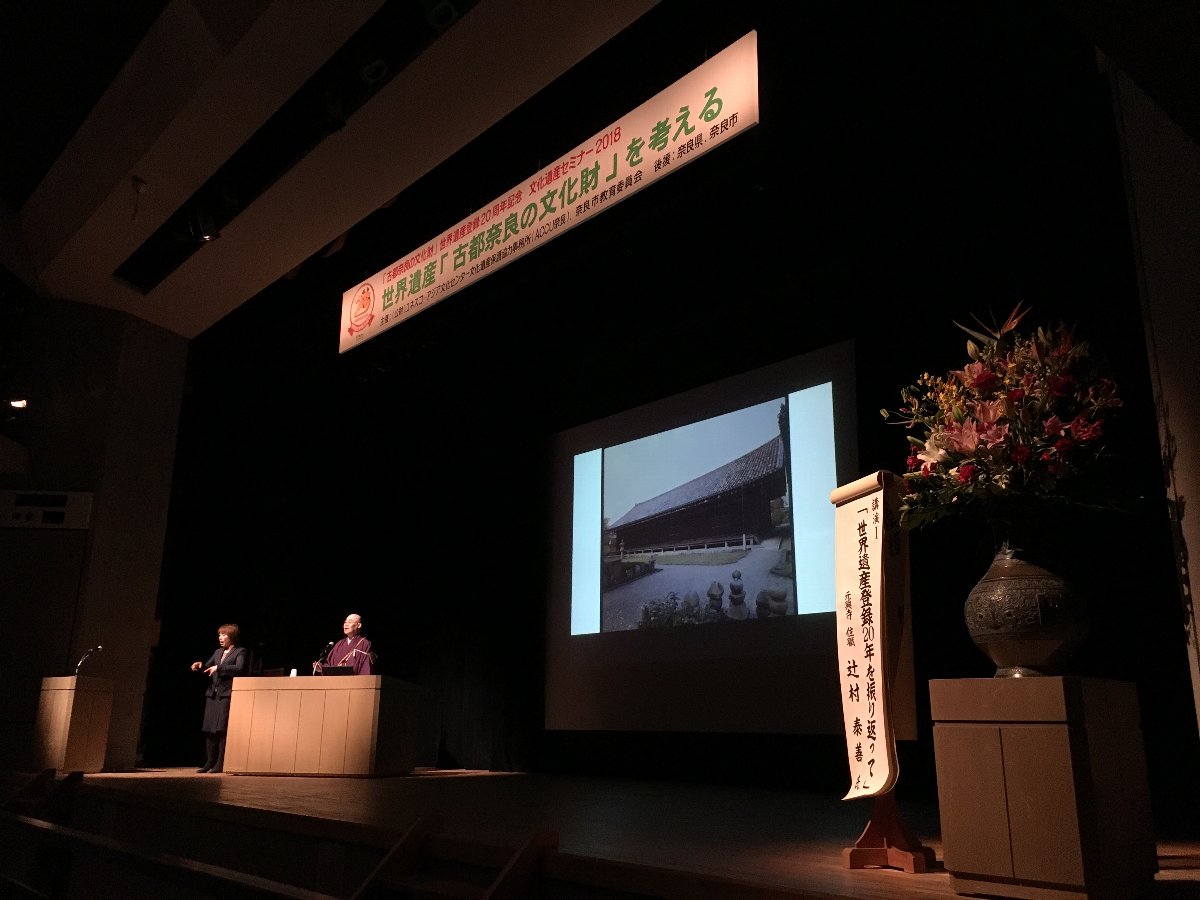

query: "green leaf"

left=953, top=320, right=993, bottom=345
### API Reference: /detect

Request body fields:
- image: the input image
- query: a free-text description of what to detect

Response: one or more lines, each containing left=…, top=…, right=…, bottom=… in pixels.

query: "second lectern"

left=34, top=675, right=113, bottom=773
left=223, top=675, right=422, bottom=776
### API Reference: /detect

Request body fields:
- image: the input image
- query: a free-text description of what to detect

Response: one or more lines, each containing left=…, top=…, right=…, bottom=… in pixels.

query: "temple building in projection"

left=606, top=434, right=790, bottom=555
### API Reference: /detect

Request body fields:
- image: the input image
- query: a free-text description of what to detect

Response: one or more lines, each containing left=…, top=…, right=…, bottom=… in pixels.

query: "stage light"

left=188, top=205, right=220, bottom=243
left=8, top=399, right=27, bottom=409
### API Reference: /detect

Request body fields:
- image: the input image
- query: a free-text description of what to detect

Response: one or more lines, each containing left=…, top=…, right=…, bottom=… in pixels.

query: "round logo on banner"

left=347, top=283, right=375, bottom=335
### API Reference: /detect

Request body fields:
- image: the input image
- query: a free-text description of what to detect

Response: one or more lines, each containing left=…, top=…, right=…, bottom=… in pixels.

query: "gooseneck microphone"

left=75, top=645, right=103, bottom=676
left=312, top=641, right=336, bottom=675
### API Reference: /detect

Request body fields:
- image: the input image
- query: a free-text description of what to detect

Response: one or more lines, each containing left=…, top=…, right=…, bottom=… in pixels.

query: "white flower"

left=917, top=434, right=949, bottom=466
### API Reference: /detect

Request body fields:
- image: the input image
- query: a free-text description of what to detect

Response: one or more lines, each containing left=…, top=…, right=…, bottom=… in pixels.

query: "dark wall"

left=145, top=0, right=1196, bottom=832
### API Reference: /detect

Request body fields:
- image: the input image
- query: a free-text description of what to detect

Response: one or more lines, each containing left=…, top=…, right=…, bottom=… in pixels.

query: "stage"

left=22, top=767, right=1196, bottom=899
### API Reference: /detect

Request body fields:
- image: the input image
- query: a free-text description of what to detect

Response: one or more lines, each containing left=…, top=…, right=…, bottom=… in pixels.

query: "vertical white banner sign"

left=830, top=471, right=912, bottom=800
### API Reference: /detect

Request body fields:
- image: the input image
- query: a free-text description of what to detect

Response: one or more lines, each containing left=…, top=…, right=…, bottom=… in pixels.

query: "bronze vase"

left=963, top=542, right=1089, bottom=677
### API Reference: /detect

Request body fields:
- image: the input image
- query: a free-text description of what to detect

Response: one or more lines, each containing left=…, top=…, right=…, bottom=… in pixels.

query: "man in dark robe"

left=315, top=612, right=376, bottom=674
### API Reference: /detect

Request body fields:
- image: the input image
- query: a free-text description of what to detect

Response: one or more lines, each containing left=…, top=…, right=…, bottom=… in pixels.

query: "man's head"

left=343, top=614, right=363, bottom=637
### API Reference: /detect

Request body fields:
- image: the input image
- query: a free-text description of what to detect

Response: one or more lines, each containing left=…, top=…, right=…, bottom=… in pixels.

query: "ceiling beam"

left=14, top=0, right=660, bottom=339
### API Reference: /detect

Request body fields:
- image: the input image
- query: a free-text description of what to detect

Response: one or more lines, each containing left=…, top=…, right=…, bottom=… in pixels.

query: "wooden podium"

left=930, top=677, right=1157, bottom=899
left=34, top=676, right=113, bottom=773
left=223, top=675, right=423, bottom=776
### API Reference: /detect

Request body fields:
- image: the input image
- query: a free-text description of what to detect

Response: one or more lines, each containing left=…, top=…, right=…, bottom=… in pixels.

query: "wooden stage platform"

left=37, top=767, right=1200, bottom=899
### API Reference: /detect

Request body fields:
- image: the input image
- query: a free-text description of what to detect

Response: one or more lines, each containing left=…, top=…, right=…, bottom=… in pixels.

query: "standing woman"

left=190, top=623, right=247, bottom=773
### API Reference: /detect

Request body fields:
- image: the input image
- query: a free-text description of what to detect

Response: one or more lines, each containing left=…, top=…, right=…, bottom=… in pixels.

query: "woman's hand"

left=190, top=661, right=202, bottom=671
left=204, top=665, right=217, bottom=676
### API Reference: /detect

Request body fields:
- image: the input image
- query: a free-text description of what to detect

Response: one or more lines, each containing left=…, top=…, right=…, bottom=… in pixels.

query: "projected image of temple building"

left=600, top=424, right=797, bottom=631
left=607, top=435, right=789, bottom=555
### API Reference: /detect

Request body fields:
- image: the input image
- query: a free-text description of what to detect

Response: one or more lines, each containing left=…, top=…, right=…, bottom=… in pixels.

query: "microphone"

left=312, top=641, right=336, bottom=675
left=75, top=645, right=103, bottom=676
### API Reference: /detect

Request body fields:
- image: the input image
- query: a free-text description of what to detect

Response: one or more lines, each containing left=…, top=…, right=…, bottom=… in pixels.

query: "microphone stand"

left=313, top=641, right=335, bottom=674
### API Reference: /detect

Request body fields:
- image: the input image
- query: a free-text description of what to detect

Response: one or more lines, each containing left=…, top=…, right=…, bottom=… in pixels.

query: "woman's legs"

left=199, top=732, right=219, bottom=772
left=211, top=731, right=227, bottom=773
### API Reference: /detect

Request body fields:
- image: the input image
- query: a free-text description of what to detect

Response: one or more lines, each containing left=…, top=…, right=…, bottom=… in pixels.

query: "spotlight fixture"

left=188, top=205, right=220, bottom=243
left=8, top=399, right=27, bottom=409
left=112, top=0, right=481, bottom=294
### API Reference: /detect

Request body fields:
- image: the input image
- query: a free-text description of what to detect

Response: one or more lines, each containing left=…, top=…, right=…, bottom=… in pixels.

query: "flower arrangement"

left=638, top=592, right=724, bottom=628
left=882, top=304, right=1122, bottom=533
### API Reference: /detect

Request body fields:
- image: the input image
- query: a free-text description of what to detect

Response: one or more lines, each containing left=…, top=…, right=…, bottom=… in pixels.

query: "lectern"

left=223, top=675, right=423, bottom=776
left=34, top=676, right=113, bottom=773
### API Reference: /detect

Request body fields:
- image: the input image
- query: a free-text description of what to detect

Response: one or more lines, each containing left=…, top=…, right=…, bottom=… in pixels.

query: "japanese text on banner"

left=339, top=31, right=760, bottom=353
left=833, top=481, right=897, bottom=799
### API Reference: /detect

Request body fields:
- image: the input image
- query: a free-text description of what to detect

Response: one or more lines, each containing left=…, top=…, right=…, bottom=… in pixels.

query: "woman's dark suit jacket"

left=200, top=645, right=247, bottom=733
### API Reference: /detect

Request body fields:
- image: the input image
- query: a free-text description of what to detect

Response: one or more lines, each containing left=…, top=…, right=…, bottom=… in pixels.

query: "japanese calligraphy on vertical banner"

left=339, top=31, right=760, bottom=353
left=830, top=471, right=917, bottom=800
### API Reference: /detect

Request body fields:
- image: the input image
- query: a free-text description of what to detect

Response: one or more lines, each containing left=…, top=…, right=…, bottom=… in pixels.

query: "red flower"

left=960, top=362, right=1000, bottom=394
left=957, top=463, right=978, bottom=484
left=1091, top=378, right=1122, bottom=407
left=1070, top=415, right=1103, bottom=441
left=906, top=448, right=921, bottom=472
left=1054, top=437, right=1076, bottom=458
left=1006, top=388, right=1025, bottom=403
left=1011, top=444, right=1031, bottom=464
left=1048, top=374, right=1076, bottom=397
left=973, top=370, right=999, bottom=393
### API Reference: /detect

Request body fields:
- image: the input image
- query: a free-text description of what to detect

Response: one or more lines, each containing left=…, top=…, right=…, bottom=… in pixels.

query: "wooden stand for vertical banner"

left=845, top=789, right=936, bottom=873
left=830, top=471, right=933, bottom=874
